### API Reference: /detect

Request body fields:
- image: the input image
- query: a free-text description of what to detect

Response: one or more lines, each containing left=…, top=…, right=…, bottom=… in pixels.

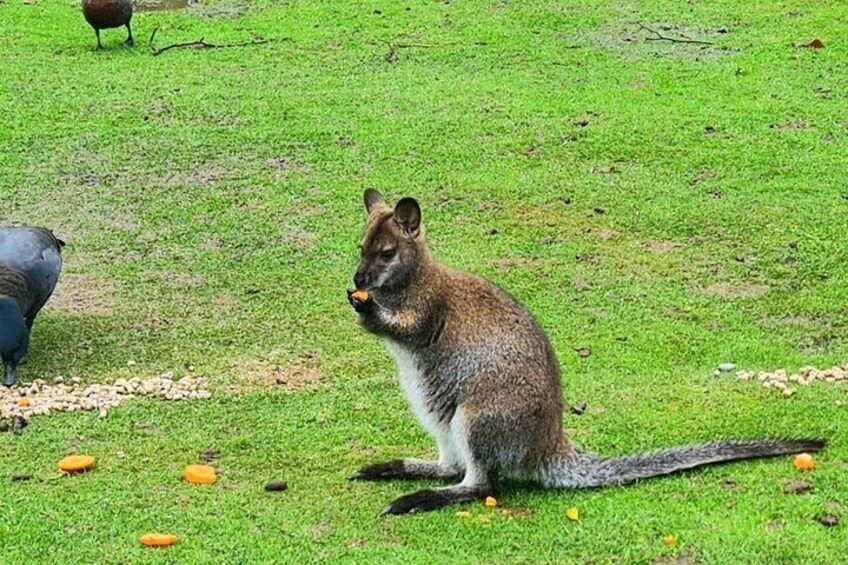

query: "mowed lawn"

left=1, top=0, right=847, bottom=562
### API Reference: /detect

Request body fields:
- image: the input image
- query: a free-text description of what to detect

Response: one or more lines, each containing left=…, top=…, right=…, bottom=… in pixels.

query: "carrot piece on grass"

left=140, top=533, right=178, bottom=547
left=794, top=453, right=816, bottom=470
left=184, top=464, right=217, bottom=484
left=58, top=455, right=95, bottom=473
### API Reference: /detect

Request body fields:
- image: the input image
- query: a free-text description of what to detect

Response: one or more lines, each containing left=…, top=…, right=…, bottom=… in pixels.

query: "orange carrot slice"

left=794, top=453, right=816, bottom=470
left=184, top=464, right=217, bottom=484
left=58, top=455, right=95, bottom=473
left=351, top=290, right=370, bottom=302
left=18, top=397, right=30, bottom=407
left=140, top=533, right=179, bottom=547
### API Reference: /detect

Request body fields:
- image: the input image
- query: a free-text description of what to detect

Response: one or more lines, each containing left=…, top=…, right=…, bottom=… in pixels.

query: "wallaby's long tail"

left=537, top=438, right=826, bottom=488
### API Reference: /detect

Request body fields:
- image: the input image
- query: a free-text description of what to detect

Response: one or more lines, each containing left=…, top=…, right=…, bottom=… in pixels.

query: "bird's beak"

left=3, top=364, right=16, bottom=387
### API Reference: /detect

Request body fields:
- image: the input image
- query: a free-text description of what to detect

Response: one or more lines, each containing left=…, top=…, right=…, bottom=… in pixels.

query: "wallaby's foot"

left=350, top=460, right=405, bottom=481
left=381, top=485, right=492, bottom=516
left=350, top=459, right=462, bottom=481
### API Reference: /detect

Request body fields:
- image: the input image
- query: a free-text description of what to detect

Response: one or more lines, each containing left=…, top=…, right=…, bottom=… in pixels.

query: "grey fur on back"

left=0, top=227, right=64, bottom=321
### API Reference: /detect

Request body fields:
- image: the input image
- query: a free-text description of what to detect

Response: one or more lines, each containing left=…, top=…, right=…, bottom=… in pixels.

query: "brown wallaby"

left=348, top=189, right=825, bottom=515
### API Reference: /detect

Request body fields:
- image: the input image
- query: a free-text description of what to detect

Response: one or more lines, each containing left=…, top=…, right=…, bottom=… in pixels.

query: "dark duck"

left=82, top=0, right=134, bottom=49
left=0, top=227, right=64, bottom=386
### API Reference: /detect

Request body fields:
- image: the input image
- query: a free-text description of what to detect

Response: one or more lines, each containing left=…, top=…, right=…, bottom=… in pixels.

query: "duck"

left=82, top=0, right=134, bottom=49
left=0, top=227, right=64, bottom=386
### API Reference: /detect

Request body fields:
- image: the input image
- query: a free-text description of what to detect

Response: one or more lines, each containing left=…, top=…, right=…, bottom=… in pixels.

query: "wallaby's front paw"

left=347, top=289, right=374, bottom=314
left=349, top=460, right=405, bottom=481
left=381, top=489, right=443, bottom=516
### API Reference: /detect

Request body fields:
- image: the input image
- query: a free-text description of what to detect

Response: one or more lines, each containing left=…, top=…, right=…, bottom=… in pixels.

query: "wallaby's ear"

left=363, top=189, right=385, bottom=213
left=393, top=197, right=421, bottom=237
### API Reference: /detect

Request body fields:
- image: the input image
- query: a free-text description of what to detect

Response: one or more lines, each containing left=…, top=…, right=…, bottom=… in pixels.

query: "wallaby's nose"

left=354, top=271, right=366, bottom=289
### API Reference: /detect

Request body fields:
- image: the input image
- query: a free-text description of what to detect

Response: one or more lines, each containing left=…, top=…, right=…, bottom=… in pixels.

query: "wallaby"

left=347, top=189, right=825, bottom=515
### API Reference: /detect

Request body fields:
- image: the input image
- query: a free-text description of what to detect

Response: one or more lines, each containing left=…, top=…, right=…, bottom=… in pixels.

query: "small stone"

left=783, top=479, right=812, bottom=494
left=127, top=360, right=136, bottom=367
left=71, top=377, right=81, bottom=384
left=98, top=409, right=108, bottom=419
left=264, top=480, right=288, bottom=492
left=575, top=347, right=592, bottom=358
left=570, top=401, right=588, bottom=415
left=718, top=363, right=736, bottom=372
left=12, top=416, right=27, bottom=434
left=53, top=376, right=64, bottom=384
left=0, top=419, right=10, bottom=433
left=816, top=514, right=839, bottom=527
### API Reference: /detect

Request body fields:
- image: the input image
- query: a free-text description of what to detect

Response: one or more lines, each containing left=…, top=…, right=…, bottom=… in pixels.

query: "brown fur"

left=349, top=190, right=824, bottom=515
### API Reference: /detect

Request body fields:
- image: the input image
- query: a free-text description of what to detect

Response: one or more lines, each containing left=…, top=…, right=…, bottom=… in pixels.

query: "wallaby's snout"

left=353, top=269, right=367, bottom=290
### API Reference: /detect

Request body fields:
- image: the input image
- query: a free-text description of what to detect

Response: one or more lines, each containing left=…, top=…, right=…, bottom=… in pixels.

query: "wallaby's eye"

left=380, top=248, right=396, bottom=261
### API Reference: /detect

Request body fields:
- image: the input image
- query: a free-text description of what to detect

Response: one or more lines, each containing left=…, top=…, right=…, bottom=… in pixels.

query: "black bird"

left=0, top=227, right=64, bottom=386
left=82, top=0, right=134, bottom=50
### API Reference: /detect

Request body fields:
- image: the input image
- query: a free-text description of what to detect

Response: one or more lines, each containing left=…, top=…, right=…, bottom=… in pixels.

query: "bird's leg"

left=124, top=23, right=134, bottom=47
left=95, top=29, right=103, bottom=50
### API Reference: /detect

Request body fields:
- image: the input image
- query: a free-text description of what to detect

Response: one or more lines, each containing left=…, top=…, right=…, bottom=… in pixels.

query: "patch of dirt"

left=643, top=240, right=681, bottom=253
left=234, top=350, right=323, bottom=393
left=280, top=226, right=316, bottom=251
left=499, top=506, right=535, bottom=519
left=494, top=257, right=543, bottom=271
left=688, top=168, right=715, bottom=185
left=704, top=282, right=769, bottom=298
left=572, top=277, right=590, bottom=291
left=653, top=552, right=697, bottom=565
left=267, top=157, right=296, bottom=173
left=308, top=523, right=332, bottom=539
left=770, top=120, right=809, bottom=131
left=199, top=234, right=222, bottom=250
left=107, top=213, right=136, bottom=232
left=344, top=537, right=366, bottom=549
left=162, top=162, right=231, bottom=187
left=49, top=273, right=117, bottom=315
left=149, top=271, right=207, bottom=288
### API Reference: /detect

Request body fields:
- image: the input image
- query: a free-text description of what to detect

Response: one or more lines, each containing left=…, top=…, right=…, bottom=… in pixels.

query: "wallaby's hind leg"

left=380, top=408, right=498, bottom=515
left=350, top=426, right=464, bottom=481
left=350, top=459, right=462, bottom=481
left=381, top=480, right=495, bottom=515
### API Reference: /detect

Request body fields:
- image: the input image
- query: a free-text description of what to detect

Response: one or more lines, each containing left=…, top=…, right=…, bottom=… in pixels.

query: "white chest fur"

left=383, top=340, right=443, bottom=438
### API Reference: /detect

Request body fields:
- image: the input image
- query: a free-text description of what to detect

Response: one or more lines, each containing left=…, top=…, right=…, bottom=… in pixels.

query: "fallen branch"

left=634, top=22, right=714, bottom=45
left=148, top=25, right=281, bottom=56
left=375, top=38, right=458, bottom=63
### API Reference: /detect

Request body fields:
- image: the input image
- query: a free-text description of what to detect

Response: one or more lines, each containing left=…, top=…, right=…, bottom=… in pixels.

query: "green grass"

left=1, top=0, right=847, bottom=562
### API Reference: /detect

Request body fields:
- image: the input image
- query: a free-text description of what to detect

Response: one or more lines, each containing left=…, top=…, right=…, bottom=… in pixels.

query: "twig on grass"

left=633, top=22, right=714, bottom=45
left=148, top=25, right=282, bottom=56
left=374, top=38, right=458, bottom=63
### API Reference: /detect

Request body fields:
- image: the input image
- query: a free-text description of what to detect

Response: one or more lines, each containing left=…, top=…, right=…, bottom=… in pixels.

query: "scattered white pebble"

left=1, top=372, right=211, bottom=422
left=734, top=363, right=848, bottom=396
left=718, top=363, right=737, bottom=372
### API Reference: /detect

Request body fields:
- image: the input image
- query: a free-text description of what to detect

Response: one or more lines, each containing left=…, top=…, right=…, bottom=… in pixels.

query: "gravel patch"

left=0, top=373, right=211, bottom=425
left=735, top=363, right=848, bottom=396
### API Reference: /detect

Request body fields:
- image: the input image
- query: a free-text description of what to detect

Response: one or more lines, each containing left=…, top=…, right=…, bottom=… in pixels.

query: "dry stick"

left=375, top=38, right=458, bottom=62
left=148, top=25, right=280, bottom=56
left=634, top=22, right=714, bottom=45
